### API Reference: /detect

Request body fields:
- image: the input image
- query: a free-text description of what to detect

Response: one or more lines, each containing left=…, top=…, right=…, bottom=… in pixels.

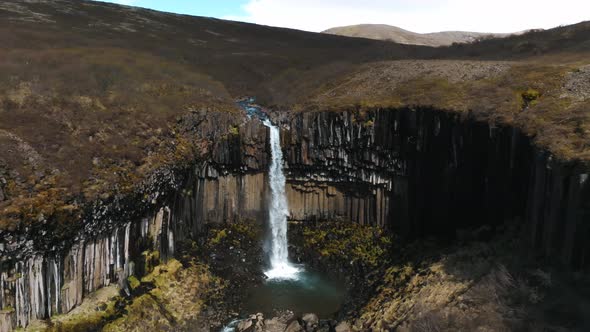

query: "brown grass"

left=0, top=0, right=589, bottom=232
left=302, top=58, right=590, bottom=162
left=352, top=230, right=590, bottom=331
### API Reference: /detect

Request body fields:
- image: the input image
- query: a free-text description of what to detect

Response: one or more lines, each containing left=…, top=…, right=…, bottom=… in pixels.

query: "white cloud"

left=224, top=0, right=590, bottom=33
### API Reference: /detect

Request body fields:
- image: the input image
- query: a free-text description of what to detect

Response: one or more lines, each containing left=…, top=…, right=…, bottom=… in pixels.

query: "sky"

left=101, top=0, right=590, bottom=33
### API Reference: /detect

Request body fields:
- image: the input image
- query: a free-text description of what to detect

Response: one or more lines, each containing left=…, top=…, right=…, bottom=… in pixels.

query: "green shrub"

left=521, top=88, right=541, bottom=107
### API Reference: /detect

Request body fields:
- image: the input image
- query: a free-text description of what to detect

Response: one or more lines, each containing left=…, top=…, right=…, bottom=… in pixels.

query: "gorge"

left=0, top=1, right=589, bottom=331
left=1, top=105, right=588, bottom=331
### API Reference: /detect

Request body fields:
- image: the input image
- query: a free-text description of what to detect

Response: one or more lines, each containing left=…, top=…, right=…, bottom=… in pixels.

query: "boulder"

left=235, top=313, right=269, bottom=332
left=335, top=322, right=352, bottom=332
left=255, top=313, right=265, bottom=331
left=237, top=318, right=254, bottom=332
left=301, top=313, right=319, bottom=332
left=264, top=310, right=296, bottom=332
left=264, top=317, right=288, bottom=332
left=284, top=319, right=304, bottom=332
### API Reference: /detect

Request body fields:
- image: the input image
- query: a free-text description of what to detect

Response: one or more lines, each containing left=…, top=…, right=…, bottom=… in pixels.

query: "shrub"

left=521, top=88, right=541, bottom=108
left=229, top=126, right=239, bottom=136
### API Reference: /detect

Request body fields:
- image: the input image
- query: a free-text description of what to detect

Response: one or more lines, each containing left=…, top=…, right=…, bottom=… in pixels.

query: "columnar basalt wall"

left=0, top=118, right=270, bottom=330
left=280, top=108, right=589, bottom=268
left=0, top=166, right=269, bottom=330
left=285, top=182, right=390, bottom=227
left=526, top=156, right=590, bottom=268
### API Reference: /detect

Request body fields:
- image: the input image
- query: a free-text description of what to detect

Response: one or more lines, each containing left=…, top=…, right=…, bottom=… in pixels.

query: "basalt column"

left=0, top=116, right=270, bottom=330
left=280, top=108, right=589, bottom=268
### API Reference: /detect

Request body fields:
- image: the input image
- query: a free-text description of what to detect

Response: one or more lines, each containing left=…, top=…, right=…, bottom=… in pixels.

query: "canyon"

left=0, top=1, right=589, bottom=331
left=1, top=105, right=588, bottom=330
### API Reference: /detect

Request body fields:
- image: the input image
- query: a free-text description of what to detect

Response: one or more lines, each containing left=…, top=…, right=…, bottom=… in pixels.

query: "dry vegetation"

left=300, top=59, right=590, bottom=162
left=349, top=229, right=590, bottom=331
left=102, top=259, right=225, bottom=332
left=0, top=0, right=421, bottom=233
left=322, top=24, right=516, bottom=47
left=0, top=0, right=588, bottom=234
left=24, top=258, right=225, bottom=332
left=0, top=47, right=238, bottom=232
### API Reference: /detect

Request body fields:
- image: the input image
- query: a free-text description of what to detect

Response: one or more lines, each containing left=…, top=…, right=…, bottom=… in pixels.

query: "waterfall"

left=263, top=119, right=300, bottom=280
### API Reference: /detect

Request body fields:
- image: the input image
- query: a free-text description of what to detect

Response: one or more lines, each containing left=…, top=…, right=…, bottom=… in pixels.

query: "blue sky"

left=99, top=0, right=590, bottom=33
left=103, top=0, right=248, bottom=18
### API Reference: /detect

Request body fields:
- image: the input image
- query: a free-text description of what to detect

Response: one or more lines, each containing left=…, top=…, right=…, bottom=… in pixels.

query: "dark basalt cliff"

left=0, top=112, right=270, bottom=330
left=280, top=109, right=589, bottom=268
left=0, top=108, right=588, bottom=330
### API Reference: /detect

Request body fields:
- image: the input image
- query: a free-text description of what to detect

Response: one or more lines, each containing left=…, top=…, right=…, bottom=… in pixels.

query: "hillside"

left=322, top=24, right=522, bottom=46
left=0, top=0, right=588, bottom=233
left=0, top=1, right=589, bottom=331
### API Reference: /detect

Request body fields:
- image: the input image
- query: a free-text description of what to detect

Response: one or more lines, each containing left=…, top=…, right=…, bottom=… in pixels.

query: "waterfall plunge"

left=263, top=119, right=300, bottom=280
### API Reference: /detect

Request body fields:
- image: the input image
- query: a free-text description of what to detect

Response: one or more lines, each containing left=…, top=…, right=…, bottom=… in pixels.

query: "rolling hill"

left=322, top=24, right=529, bottom=46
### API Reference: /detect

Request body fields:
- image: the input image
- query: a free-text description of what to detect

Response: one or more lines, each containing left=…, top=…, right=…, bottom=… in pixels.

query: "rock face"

left=0, top=170, right=269, bottom=328
left=0, top=117, right=270, bottom=330
left=0, top=107, right=588, bottom=330
left=280, top=109, right=589, bottom=268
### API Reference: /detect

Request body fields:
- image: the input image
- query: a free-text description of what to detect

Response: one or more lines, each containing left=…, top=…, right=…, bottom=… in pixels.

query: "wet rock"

left=236, top=314, right=265, bottom=332
left=301, top=313, right=319, bottom=332
left=262, top=311, right=296, bottom=332
left=263, top=318, right=287, bottom=332
left=237, top=318, right=254, bottom=332
left=255, top=313, right=265, bottom=331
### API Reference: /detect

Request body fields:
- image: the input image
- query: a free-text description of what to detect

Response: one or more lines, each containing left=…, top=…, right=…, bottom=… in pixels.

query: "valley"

left=0, top=1, right=589, bottom=331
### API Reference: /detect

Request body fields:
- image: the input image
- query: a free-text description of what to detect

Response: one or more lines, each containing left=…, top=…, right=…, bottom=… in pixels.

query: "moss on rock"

left=104, top=259, right=225, bottom=332
left=301, top=222, right=393, bottom=269
left=36, top=285, right=123, bottom=332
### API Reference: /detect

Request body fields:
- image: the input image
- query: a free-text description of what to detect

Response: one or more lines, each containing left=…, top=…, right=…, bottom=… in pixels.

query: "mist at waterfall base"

left=231, top=100, right=346, bottom=319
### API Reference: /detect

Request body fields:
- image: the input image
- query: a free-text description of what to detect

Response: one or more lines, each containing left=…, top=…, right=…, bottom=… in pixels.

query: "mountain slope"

left=0, top=0, right=588, bottom=233
left=322, top=24, right=520, bottom=46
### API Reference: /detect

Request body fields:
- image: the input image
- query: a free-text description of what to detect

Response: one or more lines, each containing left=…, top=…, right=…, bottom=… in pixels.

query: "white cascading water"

left=263, top=119, right=300, bottom=280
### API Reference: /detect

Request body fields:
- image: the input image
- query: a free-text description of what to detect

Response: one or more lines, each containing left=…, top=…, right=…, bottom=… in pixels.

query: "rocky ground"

left=345, top=229, right=590, bottom=331
left=288, top=221, right=590, bottom=332
left=563, top=64, right=590, bottom=102
left=313, top=60, right=513, bottom=101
